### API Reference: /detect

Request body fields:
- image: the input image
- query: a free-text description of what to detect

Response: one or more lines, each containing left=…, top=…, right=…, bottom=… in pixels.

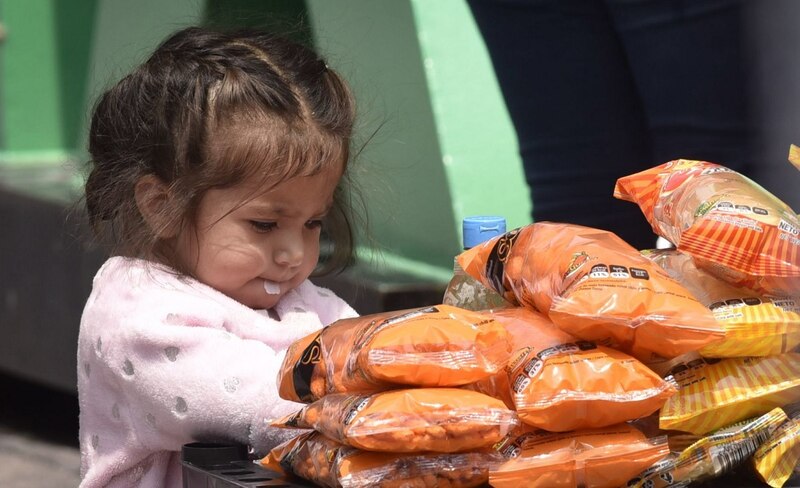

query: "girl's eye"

left=249, top=221, right=277, bottom=232
left=305, top=219, right=323, bottom=229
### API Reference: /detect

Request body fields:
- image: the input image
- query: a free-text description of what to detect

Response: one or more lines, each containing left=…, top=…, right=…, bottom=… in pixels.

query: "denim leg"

left=468, top=0, right=658, bottom=248
left=607, top=0, right=753, bottom=174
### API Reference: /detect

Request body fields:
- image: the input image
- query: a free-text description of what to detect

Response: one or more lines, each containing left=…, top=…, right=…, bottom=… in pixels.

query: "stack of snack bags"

left=262, top=149, right=800, bottom=487
left=612, top=153, right=800, bottom=488
left=454, top=151, right=800, bottom=487
left=264, top=304, right=520, bottom=487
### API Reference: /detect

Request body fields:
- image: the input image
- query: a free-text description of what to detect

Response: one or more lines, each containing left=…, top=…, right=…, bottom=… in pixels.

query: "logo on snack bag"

left=486, top=228, right=521, bottom=294
left=563, top=251, right=590, bottom=282
left=343, top=396, right=371, bottom=425
left=292, top=333, right=322, bottom=402
left=779, top=219, right=800, bottom=236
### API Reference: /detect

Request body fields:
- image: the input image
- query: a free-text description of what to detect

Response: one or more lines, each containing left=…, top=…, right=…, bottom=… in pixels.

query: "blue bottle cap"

left=462, top=216, right=506, bottom=249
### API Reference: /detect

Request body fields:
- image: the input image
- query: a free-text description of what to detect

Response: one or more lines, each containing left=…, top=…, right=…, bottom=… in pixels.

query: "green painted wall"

left=0, top=0, right=530, bottom=280
left=1, top=0, right=68, bottom=161
left=306, top=0, right=529, bottom=279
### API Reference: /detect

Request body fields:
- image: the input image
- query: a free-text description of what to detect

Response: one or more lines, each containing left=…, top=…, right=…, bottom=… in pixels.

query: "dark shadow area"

left=0, top=371, right=79, bottom=447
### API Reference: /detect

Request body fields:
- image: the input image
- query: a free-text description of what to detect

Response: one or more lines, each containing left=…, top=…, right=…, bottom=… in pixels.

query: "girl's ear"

left=134, top=174, right=178, bottom=238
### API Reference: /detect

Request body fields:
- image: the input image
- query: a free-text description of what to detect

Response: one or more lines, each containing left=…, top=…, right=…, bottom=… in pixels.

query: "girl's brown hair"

left=85, top=26, right=358, bottom=274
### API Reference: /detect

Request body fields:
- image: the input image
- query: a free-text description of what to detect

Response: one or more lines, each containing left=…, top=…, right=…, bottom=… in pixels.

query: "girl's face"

left=173, top=165, right=342, bottom=310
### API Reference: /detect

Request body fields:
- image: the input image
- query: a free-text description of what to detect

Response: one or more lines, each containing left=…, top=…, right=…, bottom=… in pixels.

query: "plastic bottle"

left=442, top=216, right=509, bottom=311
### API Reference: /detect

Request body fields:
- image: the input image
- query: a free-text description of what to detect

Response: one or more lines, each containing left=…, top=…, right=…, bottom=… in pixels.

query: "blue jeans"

left=468, top=0, right=753, bottom=249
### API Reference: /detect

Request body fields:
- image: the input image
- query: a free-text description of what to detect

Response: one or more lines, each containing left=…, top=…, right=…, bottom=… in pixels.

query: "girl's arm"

left=79, top=272, right=354, bottom=457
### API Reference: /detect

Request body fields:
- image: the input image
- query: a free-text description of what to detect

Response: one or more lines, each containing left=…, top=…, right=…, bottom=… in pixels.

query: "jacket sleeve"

left=80, top=286, right=312, bottom=457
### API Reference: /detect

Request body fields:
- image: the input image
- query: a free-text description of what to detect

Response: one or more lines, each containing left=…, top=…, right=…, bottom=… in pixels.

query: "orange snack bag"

left=469, top=308, right=676, bottom=431
left=489, top=423, right=669, bottom=488
left=614, top=158, right=800, bottom=295
left=261, top=430, right=494, bottom=488
left=456, top=222, right=724, bottom=362
left=658, top=352, right=800, bottom=435
left=644, top=248, right=800, bottom=357
left=272, top=388, right=518, bottom=453
left=278, top=305, right=513, bottom=402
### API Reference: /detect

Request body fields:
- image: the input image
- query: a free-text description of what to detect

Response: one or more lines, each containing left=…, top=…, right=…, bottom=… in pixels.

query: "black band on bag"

left=292, top=332, right=322, bottom=402
left=485, top=227, right=520, bottom=294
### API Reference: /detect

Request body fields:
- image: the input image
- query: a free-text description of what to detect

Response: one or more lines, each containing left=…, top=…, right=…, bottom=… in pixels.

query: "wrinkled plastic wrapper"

left=271, top=388, right=518, bottom=453
left=442, top=263, right=511, bottom=311
left=643, top=248, right=800, bottom=357
left=261, top=430, right=496, bottom=488
left=456, top=222, right=724, bottom=362
left=278, top=304, right=513, bottom=403
left=467, top=307, right=676, bottom=432
left=615, top=158, right=800, bottom=296
left=753, top=406, right=800, bottom=488
left=657, top=352, right=800, bottom=435
left=628, top=408, right=789, bottom=487
left=489, top=423, right=669, bottom=488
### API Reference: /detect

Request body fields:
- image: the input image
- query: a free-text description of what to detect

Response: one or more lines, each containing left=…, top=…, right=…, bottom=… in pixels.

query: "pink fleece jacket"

left=77, top=256, right=357, bottom=487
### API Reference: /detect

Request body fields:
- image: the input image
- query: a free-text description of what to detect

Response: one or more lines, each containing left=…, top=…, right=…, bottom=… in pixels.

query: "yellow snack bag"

left=628, top=408, right=789, bottom=488
left=615, top=158, right=800, bottom=296
left=643, top=248, right=800, bottom=357
left=272, top=388, right=518, bottom=453
left=471, top=308, right=676, bottom=432
left=456, top=222, right=724, bottom=362
left=278, top=305, right=513, bottom=402
left=489, top=423, right=669, bottom=488
left=261, top=430, right=494, bottom=488
left=753, top=407, right=800, bottom=488
left=658, top=352, right=800, bottom=435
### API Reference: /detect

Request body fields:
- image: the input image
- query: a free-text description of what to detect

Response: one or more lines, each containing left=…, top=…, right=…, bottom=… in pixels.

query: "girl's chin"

left=248, top=294, right=281, bottom=311
left=231, top=287, right=282, bottom=311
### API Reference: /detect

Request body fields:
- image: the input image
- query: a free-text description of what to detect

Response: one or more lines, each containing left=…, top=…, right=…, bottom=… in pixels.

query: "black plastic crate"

left=181, top=442, right=313, bottom=488
left=182, top=442, right=799, bottom=488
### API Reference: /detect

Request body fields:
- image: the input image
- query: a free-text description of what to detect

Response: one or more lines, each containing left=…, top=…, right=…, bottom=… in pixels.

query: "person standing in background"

left=467, top=0, right=753, bottom=250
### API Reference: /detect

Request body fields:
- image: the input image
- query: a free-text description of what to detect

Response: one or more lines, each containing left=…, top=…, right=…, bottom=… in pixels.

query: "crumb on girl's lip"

left=263, top=280, right=281, bottom=295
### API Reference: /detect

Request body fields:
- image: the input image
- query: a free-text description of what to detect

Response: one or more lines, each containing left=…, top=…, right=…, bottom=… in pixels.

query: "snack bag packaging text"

left=615, top=158, right=800, bottom=295
left=456, top=222, right=724, bottom=362
left=643, top=248, right=800, bottom=357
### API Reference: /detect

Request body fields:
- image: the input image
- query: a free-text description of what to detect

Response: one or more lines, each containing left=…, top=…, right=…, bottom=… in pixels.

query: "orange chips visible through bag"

left=614, top=158, right=800, bottom=295
left=644, top=248, right=800, bottom=357
left=489, top=423, right=669, bottom=488
left=657, top=352, right=800, bottom=435
left=456, top=222, right=724, bottom=362
left=261, top=430, right=495, bottom=488
left=272, top=388, right=518, bottom=453
left=469, top=308, right=676, bottom=432
left=278, top=305, right=513, bottom=403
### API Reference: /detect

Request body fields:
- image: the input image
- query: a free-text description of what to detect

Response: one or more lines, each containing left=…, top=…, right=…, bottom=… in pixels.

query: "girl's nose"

left=274, top=237, right=304, bottom=268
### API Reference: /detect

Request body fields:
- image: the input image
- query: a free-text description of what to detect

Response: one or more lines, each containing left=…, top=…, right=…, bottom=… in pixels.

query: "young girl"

left=78, top=26, right=360, bottom=487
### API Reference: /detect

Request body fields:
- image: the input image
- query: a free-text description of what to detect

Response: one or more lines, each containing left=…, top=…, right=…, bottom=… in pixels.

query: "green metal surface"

left=410, top=0, right=530, bottom=229
left=1, top=0, right=65, bottom=155
left=306, top=0, right=529, bottom=279
left=0, top=0, right=530, bottom=281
